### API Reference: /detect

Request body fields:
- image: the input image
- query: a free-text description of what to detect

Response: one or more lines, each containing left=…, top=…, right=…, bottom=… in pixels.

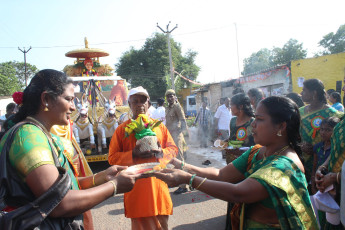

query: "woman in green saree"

left=152, top=96, right=318, bottom=229
left=0, top=69, right=140, bottom=229
left=300, top=79, right=343, bottom=188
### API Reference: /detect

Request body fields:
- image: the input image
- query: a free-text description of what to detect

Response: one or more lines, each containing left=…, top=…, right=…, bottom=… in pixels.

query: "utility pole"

left=234, top=23, right=241, bottom=78
left=18, top=46, right=32, bottom=87
left=157, top=22, right=178, bottom=90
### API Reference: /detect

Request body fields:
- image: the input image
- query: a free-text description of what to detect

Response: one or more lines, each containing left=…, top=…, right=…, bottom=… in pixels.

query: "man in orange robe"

left=108, top=86, right=178, bottom=230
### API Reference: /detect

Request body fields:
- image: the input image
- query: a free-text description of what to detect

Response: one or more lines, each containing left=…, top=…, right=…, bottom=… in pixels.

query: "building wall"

left=195, top=83, right=222, bottom=114
left=222, top=87, right=233, bottom=99
left=236, top=66, right=291, bottom=97
left=291, top=52, right=345, bottom=96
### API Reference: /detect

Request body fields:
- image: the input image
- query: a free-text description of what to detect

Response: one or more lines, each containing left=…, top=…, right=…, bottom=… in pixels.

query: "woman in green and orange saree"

left=300, top=79, right=343, bottom=188
left=152, top=96, right=318, bottom=229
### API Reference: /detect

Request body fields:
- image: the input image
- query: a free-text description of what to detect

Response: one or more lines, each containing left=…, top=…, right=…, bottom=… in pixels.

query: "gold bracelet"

left=336, top=172, right=340, bottom=184
left=195, top=178, right=207, bottom=190
left=92, top=173, right=98, bottom=186
left=108, top=181, right=117, bottom=197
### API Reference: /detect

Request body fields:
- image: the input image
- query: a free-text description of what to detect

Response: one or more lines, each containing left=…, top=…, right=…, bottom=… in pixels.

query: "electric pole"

left=234, top=23, right=241, bottom=78
left=18, top=46, right=32, bottom=87
left=157, top=22, right=178, bottom=91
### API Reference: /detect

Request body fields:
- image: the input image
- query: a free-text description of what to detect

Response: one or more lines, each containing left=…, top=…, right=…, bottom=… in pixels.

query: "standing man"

left=108, top=86, right=178, bottom=229
left=194, top=101, right=212, bottom=148
left=165, top=89, right=189, bottom=194
left=152, top=98, right=166, bottom=125
left=214, top=97, right=231, bottom=140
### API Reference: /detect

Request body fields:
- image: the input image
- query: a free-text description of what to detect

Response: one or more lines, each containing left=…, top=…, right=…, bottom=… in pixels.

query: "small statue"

left=73, top=99, right=96, bottom=152
left=82, top=58, right=98, bottom=77
left=97, top=99, right=118, bottom=154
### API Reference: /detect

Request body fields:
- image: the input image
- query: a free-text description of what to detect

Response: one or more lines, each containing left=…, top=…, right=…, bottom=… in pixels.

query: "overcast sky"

left=1, top=0, right=344, bottom=84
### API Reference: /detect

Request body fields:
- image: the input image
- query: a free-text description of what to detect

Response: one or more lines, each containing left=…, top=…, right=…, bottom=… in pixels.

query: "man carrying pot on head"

left=108, top=86, right=178, bottom=230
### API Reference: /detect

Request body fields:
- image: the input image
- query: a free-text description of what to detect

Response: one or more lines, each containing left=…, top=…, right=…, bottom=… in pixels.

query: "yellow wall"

left=291, top=52, right=345, bottom=96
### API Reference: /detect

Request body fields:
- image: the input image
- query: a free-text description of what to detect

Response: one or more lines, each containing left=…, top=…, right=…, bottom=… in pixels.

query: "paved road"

left=90, top=130, right=228, bottom=229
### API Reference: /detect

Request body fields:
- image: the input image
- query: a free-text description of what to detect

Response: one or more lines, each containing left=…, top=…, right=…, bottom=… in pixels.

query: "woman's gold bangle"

left=93, top=173, right=98, bottom=186
left=336, top=172, right=340, bottom=184
left=196, top=178, right=207, bottom=190
left=108, top=181, right=117, bottom=197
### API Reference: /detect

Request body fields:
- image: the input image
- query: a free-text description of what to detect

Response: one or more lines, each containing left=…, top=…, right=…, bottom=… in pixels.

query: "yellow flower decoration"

left=137, top=114, right=149, bottom=123
left=124, top=114, right=162, bottom=138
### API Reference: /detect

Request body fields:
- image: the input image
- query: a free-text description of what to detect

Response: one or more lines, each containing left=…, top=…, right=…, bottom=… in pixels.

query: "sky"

left=1, top=0, right=345, bottom=84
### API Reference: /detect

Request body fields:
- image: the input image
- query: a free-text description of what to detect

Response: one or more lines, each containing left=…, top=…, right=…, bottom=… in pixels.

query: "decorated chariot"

left=63, top=38, right=130, bottom=162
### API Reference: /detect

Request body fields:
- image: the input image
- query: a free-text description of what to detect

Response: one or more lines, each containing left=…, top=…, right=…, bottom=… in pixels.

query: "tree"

left=6, top=61, right=39, bottom=89
left=242, top=48, right=273, bottom=75
left=0, top=63, right=21, bottom=96
left=115, top=33, right=200, bottom=100
left=272, top=39, right=307, bottom=66
left=242, top=39, right=307, bottom=75
left=318, top=24, right=345, bottom=55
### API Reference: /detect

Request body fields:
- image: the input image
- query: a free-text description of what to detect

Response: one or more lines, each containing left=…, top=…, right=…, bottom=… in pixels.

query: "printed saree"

left=238, top=148, right=319, bottom=229
left=299, top=106, right=343, bottom=182
left=328, top=117, right=345, bottom=173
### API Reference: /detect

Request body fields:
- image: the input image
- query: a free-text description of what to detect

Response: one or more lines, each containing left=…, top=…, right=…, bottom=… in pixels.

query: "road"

left=90, top=127, right=228, bottom=230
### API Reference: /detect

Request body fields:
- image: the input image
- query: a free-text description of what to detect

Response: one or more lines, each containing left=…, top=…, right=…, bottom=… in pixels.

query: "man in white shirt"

left=214, top=97, right=231, bottom=140
left=151, top=98, right=166, bottom=124
left=147, top=100, right=156, bottom=118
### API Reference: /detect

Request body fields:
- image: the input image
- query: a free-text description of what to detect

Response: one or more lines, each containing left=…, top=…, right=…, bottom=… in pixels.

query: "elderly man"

left=165, top=89, right=189, bottom=194
left=108, top=86, right=178, bottom=230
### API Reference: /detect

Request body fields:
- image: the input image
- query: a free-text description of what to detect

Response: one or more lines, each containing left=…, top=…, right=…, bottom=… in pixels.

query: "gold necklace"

left=263, top=145, right=289, bottom=158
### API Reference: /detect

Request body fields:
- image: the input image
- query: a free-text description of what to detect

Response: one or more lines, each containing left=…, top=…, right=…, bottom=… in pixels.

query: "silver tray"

left=126, top=162, right=173, bottom=174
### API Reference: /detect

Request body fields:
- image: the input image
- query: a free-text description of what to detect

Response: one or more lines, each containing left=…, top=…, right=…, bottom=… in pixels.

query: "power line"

left=0, top=22, right=341, bottom=49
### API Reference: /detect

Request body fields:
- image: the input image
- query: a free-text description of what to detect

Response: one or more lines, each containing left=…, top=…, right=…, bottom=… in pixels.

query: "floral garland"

left=82, top=69, right=98, bottom=76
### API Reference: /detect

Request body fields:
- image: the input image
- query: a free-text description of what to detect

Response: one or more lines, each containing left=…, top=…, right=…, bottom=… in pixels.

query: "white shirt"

left=147, top=106, right=157, bottom=118
left=151, top=106, right=166, bottom=125
left=214, top=104, right=232, bottom=131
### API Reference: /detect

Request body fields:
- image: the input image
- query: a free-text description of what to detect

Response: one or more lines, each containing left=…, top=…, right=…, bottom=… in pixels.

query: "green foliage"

left=318, top=24, right=345, bottom=55
left=115, top=33, right=200, bottom=100
left=186, top=116, right=195, bottom=127
left=272, top=39, right=307, bottom=65
left=0, top=63, right=21, bottom=96
left=242, top=48, right=273, bottom=75
left=242, top=39, right=307, bottom=75
left=0, top=61, right=39, bottom=90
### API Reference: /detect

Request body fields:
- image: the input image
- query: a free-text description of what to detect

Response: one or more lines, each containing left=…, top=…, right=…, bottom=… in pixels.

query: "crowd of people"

left=0, top=68, right=344, bottom=229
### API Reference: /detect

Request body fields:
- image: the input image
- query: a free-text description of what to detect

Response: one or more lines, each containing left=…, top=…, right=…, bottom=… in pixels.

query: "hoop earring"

left=44, top=103, right=49, bottom=112
left=277, top=130, right=282, bottom=137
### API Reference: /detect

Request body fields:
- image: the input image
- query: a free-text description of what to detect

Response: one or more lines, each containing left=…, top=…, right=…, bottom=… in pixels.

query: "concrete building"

left=235, top=65, right=291, bottom=97
left=291, top=52, right=345, bottom=96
